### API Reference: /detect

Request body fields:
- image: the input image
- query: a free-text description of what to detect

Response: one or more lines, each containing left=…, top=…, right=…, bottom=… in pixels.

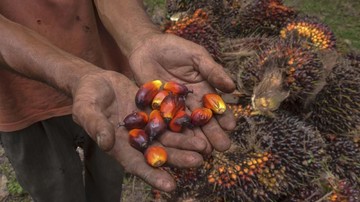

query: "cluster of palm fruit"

left=287, top=172, right=359, bottom=202
left=121, top=79, right=227, bottom=167
left=156, top=0, right=360, bottom=201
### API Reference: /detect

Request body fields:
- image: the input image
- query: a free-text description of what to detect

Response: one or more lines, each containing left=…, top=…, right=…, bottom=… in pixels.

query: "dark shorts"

left=0, top=115, right=124, bottom=202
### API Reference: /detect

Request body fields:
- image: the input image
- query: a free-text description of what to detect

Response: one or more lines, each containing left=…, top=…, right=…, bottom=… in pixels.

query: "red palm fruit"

left=135, top=80, right=163, bottom=109
left=203, top=93, right=227, bottom=114
left=191, top=108, right=213, bottom=127
left=144, top=146, right=168, bottom=167
left=152, top=90, right=170, bottom=110
left=121, top=111, right=148, bottom=130
left=128, top=129, right=149, bottom=152
left=160, top=94, right=186, bottom=123
left=163, top=81, right=193, bottom=96
left=145, top=110, right=167, bottom=141
left=169, top=110, right=191, bottom=132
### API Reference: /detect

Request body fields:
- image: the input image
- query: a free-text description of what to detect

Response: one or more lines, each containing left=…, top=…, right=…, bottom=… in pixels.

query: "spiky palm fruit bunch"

left=324, top=134, right=360, bottom=186
left=233, top=0, right=298, bottom=36
left=308, top=59, right=360, bottom=134
left=159, top=111, right=326, bottom=201
left=229, top=111, right=326, bottom=200
left=220, top=36, right=275, bottom=83
left=237, top=38, right=326, bottom=114
left=165, top=9, right=222, bottom=61
left=286, top=173, right=360, bottom=202
left=280, top=18, right=336, bottom=50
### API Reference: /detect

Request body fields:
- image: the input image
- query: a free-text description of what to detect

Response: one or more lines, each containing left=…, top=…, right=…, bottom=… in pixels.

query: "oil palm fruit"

left=120, top=111, right=148, bottom=130
left=128, top=129, right=149, bottom=152
left=145, top=110, right=167, bottom=141
left=151, top=90, right=170, bottom=110
left=135, top=80, right=163, bottom=109
left=144, top=146, right=168, bottom=167
left=190, top=108, right=213, bottom=127
left=308, top=59, right=360, bottom=134
left=159, top=94, right=186, bottom=122
left=202, top=93, right=227, bottom=114
left=163, top=81, right=193, bottom=96
left=168, top=110, right=191, bottom=132
left=280, top=17, right=336, bottom=50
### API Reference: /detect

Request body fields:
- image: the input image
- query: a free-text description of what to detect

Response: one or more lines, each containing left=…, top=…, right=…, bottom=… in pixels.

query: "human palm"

left=129, top=34, right=236, bottom=152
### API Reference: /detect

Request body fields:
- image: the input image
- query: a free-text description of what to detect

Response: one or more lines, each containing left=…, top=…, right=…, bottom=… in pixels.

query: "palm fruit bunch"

left=219, top=36, right=275, bottom=82
left=307, top=58, right=360, bottom=134
left=159, top=109, right=326, bottom=201
left=121, top=79, right=227, bottom=167
left=286, top=172, right=360, bottom=202
left=236, top=37, right=327, bottom=115
left=280, top=17, right=336, bottom=50
left=323, top=134, right=360, bottom=186
left=233, top=0, right=298, bottom=36
left=165, top=9, right=222, bottom=61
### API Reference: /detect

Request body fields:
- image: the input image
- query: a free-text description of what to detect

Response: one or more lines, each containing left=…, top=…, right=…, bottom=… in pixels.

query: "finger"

left=158, top=128, right=207, bottom=152
left=193, top=127, right=213, bottom=154
left=215, top=108, right=237, bottom=131
left=72, top=103, right=115, bottom=151
left=191, top=47, right=235, bottom=93
left=110, top=135, right=176, bottom=192
left=151, top=142, right=204, bottom=168
left=186, top=90, right=231, bottom=152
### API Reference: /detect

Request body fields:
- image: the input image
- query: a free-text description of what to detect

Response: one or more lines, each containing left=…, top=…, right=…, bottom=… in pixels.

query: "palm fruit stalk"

left=307, top=59, right=360, bottom=134
left=280, top=17, right=336, bottom=50
left=237, top=38, right=327, bottom=114
left=165, top=9, right=222, bottom=61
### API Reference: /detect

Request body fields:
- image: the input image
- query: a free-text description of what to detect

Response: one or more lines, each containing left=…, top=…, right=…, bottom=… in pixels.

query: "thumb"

left=192, top=47, right=236, bottom=93
left=72, top=103, right=115, bottom=151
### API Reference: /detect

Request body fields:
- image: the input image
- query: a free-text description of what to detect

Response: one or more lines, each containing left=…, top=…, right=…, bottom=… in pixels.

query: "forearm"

left=94, top=0, right=161, bottom=57
left=0, top=14, right=102, bottom=96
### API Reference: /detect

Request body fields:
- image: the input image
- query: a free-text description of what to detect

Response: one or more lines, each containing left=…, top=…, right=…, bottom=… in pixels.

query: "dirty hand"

left=71, top=70, right=206, bottom=192
left=129, top=33, right=237, bottom=153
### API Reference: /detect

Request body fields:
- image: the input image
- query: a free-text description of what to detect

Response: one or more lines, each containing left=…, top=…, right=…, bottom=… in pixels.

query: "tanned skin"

left=0, top=0, right=236, bottom=191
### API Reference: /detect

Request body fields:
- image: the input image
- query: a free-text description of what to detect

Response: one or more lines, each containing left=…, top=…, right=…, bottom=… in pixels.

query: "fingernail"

left=96, top=134, right=102, bottom=147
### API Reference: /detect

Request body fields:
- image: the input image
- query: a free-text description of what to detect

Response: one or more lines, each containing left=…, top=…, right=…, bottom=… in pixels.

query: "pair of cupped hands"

left=71, top=33, right=236, bottom=192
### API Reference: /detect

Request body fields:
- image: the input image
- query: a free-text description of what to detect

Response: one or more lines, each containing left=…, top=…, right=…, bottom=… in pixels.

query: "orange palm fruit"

left=135, top=80, right=163, bottom=109
left=203, top=93, right=227, bottom=114
left=169, top=110, right=191, bottom=132
left=160, top=94, right=186, bottom=123
left=144, top=146, right=168, bottom=167
left=151, top=90, right=170, bottom=110
left=190, top=108, right=213, bottom=127
left=128, top=129, right=149, bottom=152
left=145, top=110, right=167, bottom=141
left=121, top=111, right=148, bottom=130
left=163, top=81, right=193, bottom=96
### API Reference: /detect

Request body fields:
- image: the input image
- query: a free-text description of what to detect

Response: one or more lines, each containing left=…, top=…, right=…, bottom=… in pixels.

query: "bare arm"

left=0, top=14, right=101, bottom=95
left=93, top=0, right=161, bottom=56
